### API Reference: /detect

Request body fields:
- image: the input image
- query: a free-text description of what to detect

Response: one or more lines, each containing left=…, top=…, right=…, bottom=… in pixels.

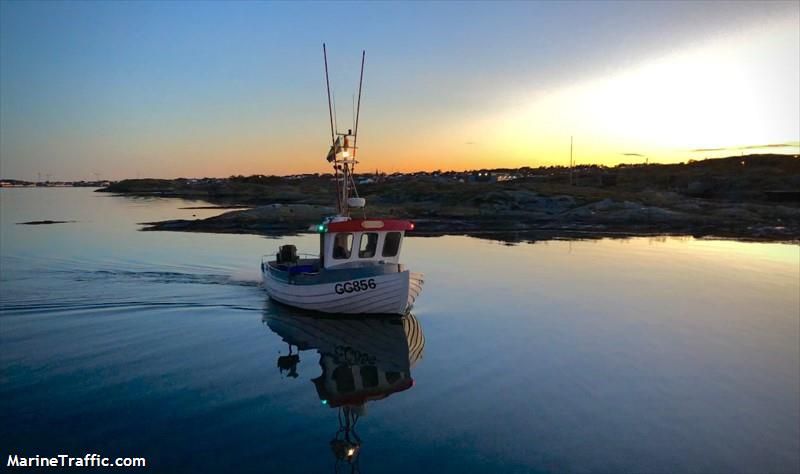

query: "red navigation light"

left=409, top=222, right=415, bottom=230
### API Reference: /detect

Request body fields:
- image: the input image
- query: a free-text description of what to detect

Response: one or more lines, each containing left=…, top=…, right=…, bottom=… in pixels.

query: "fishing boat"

left=261, top=45, right=424, bottom=315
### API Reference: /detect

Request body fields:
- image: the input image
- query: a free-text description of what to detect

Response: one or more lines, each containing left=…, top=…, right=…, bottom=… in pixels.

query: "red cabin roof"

left=326, top=219, right=415, bottom=233
left=313, top=377, right=414, bottom=408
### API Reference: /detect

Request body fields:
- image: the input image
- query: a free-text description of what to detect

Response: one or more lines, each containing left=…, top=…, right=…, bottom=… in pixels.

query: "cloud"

left=691, top=142, right=800, bottom=152
left=692, top=147, right=726, bottom=152
left=738, top=142, right=800, bottom=150
left=621, top=152, right=645, bottom=157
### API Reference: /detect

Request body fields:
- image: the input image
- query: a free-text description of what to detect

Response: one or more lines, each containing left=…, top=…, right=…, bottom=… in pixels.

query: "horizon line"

left=2, top=152, right=797, bottom=183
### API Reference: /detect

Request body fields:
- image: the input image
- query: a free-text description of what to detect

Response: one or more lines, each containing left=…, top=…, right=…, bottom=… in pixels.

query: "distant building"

left=467, top=171, right=517, bottom=183
left=469, top=171, right=497, bottom=183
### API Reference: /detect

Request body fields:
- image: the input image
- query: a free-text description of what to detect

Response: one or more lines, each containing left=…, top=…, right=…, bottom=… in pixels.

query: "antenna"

left=353, top=50, right=365, bottom=156
left=351, top=50, right=365, bottom=180
left=323, top=43, right=342, bottom=213
left=332, top=91, right=338, bottom=134
left=323, top=44, right=335, bottom=144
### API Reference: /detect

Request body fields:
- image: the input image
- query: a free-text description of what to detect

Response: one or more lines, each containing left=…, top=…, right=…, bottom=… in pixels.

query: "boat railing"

left=262, top=252, right=322, bottom=276
left=262, top=253, right=319, bottom=264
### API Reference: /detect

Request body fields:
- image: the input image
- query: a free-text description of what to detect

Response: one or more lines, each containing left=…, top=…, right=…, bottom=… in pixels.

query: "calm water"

left=1, top=188, right=798, bottom=473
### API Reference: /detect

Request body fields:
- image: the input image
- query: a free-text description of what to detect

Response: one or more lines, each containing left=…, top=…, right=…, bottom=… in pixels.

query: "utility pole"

left=569, top=136, right=574, bottom=186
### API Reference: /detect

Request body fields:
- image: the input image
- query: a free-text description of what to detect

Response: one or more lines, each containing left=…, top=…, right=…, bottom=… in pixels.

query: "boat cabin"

left=312, top=351, right=414, bottom=408
left=265, top=218, right=415, bottom=276
left=319, top=218, right=414, bottom=269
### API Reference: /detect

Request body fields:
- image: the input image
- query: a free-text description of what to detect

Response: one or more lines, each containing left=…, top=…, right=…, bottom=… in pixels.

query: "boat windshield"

left=332, top=233, right=353, bottom=259
left=382, top=232, right=402, bottom=257
left=359, top=233, right=379, bottom=258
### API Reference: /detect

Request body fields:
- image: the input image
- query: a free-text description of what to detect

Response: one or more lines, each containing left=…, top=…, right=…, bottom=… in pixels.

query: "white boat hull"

left=263, top=269, right=424, bottom=315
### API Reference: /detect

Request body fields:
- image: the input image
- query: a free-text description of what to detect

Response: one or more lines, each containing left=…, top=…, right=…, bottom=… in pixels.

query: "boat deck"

left=267, top=258, right=321, bottom=275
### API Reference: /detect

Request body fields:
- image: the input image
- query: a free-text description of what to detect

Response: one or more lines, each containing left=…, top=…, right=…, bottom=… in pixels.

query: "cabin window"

left=382, top=232, right=402, bottom=257
left=360, top=366, right=379, bottom=388
left=333, top=366, right=356, bottom=393
left=359, top=233, right=379, bottom=258
left=385, top=371, right=401, bottom=384
left=332, top=233, right=353, bottom=259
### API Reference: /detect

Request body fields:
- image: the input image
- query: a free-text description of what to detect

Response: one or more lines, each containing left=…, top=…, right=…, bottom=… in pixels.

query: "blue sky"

left=1, top=1, right=798, bottom=180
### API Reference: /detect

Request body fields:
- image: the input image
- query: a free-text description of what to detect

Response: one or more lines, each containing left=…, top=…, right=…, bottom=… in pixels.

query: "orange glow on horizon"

left=5, top=12, right=795, bottom=181
left=163, top=19, right=798, bottom=178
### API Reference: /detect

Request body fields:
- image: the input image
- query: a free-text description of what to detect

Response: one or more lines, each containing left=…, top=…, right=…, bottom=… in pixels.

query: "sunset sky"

left=1, top=1, right=798, bottom=181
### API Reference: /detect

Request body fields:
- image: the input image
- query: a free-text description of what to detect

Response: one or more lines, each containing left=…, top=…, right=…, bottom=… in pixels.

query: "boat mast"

left=323, top=46, right=365, bottom=218
left=339, top=50, right=365, bottom=217
left=323, top=43, right=343, bottom=214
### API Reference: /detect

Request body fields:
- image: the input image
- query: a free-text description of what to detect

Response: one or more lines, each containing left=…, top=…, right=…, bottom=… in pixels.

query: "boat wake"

left=0, top=299, right=260, bottom=315
left=71, top=269, right=262, bottom=287
left=0, top=265, right=264, bottom=316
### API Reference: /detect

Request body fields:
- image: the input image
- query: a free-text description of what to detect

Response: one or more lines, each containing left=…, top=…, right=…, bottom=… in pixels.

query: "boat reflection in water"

left=263, top=303, right=425, bottom=472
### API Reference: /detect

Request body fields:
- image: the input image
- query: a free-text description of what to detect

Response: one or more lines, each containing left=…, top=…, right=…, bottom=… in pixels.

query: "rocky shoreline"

left=101, top=154, right=799, bottom=243
left=138, top=197, right=799, bottom=243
